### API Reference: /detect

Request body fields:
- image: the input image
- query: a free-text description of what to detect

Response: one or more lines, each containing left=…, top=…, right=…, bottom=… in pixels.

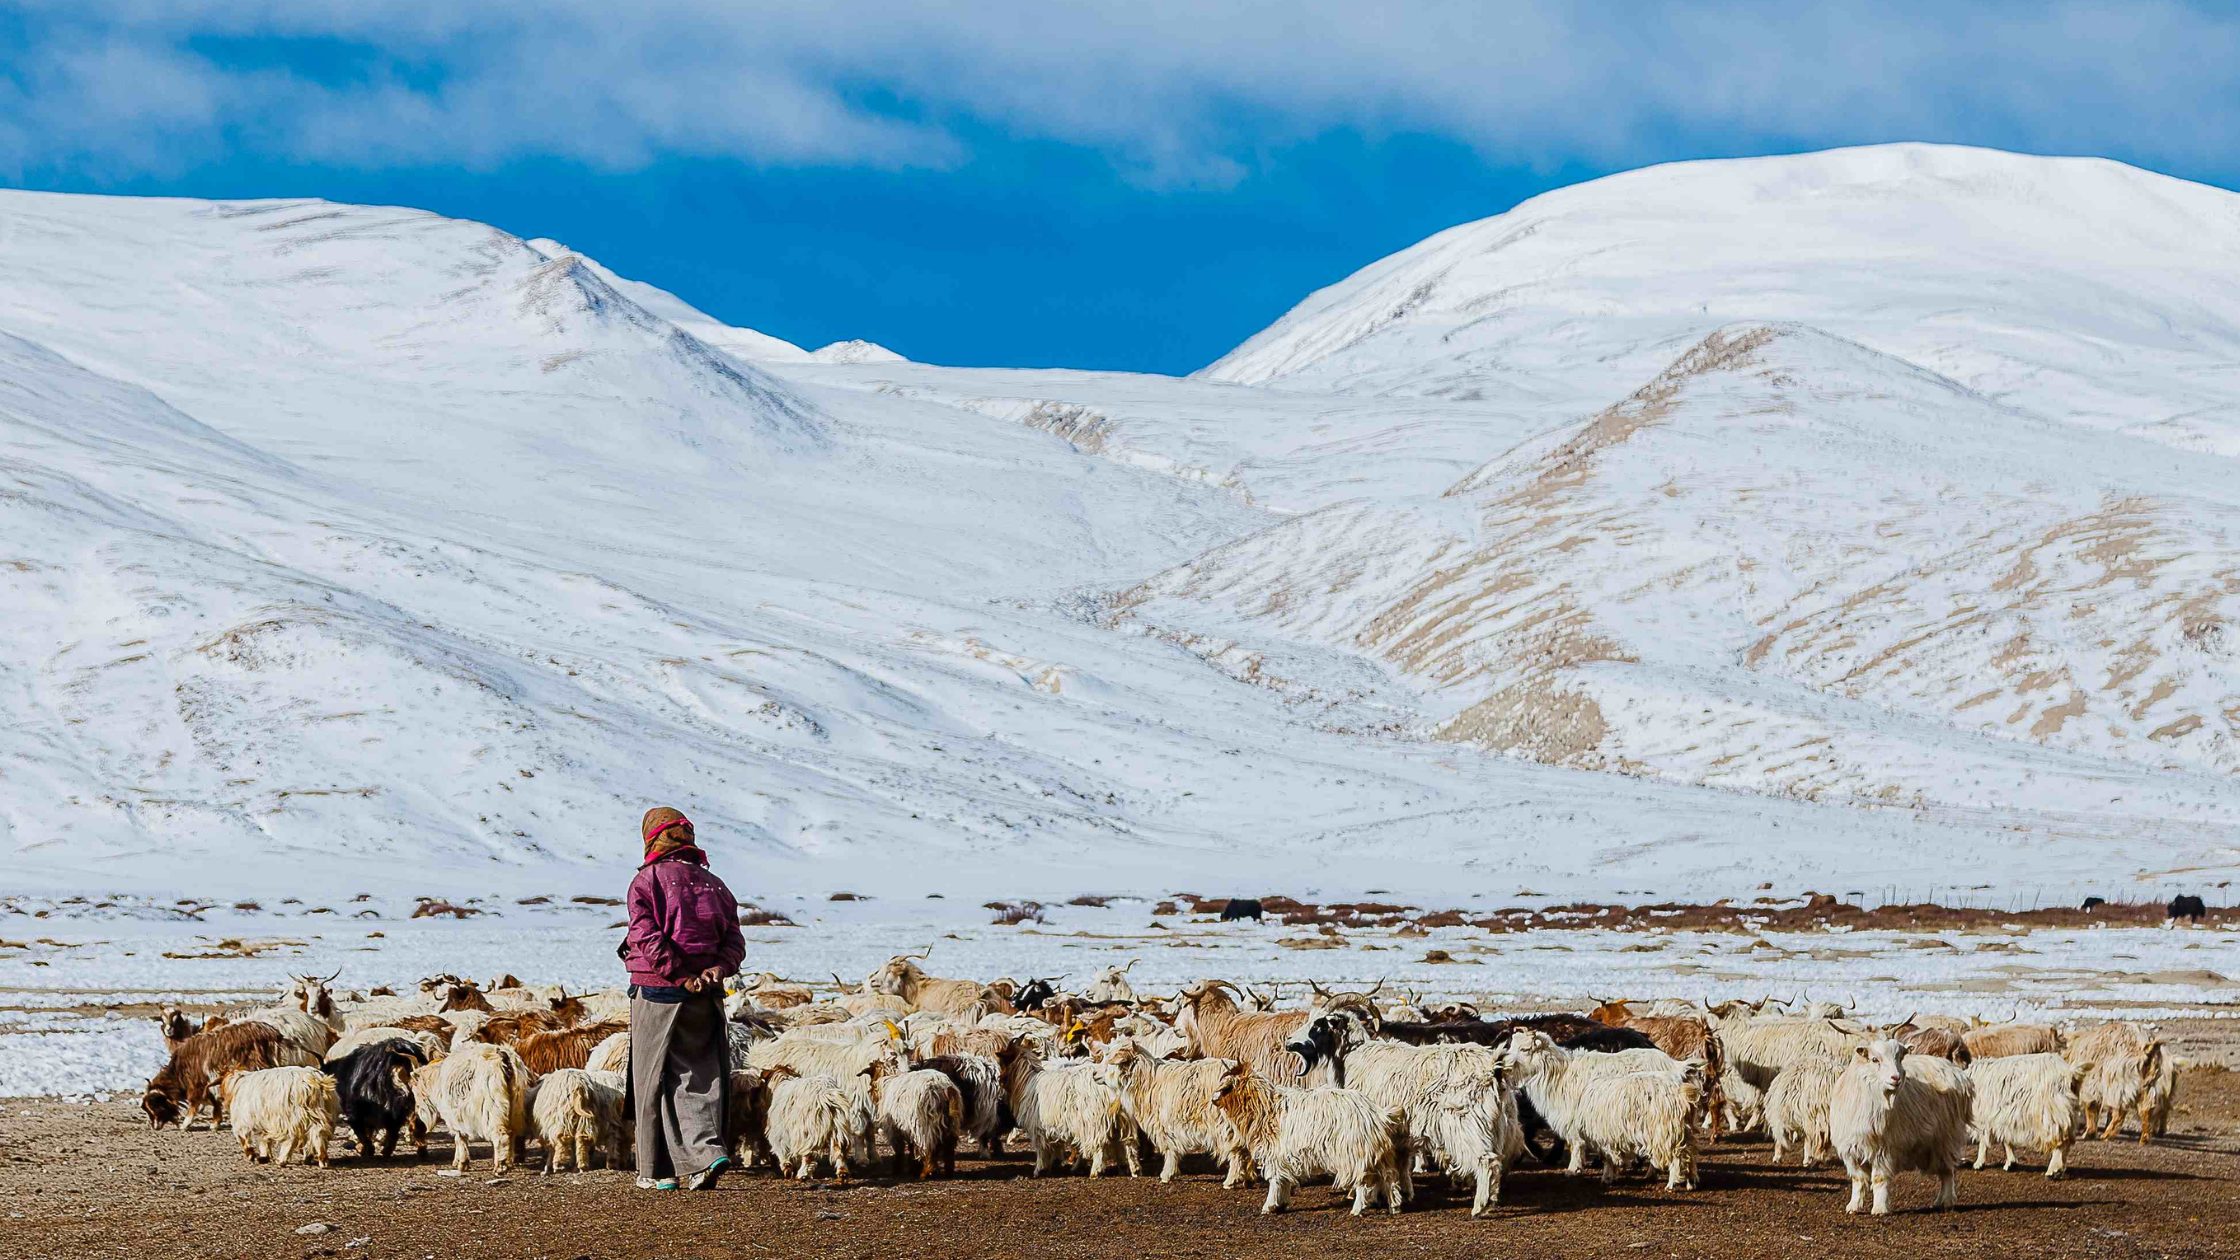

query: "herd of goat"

left=139, top=949, right=2187, bottom=1217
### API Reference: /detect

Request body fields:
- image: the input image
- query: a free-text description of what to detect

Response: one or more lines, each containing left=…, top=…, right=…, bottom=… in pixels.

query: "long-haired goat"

left=867, top=947, right=1008, bottom=1017
left=1968, top=1052, right=2088, bottom=1178
left=1210, top=1063, right=1410, bottom=1217
left=528, top=1067, right=624, bottom=1173
left=1828, top=1038, right=1972, bottom=1215
left=1004, top=1040, right=1139, bottom=1178
left=1501, top=1030, right=1705, bottom=1190
left=219, top=1066, right=339, bottom=1168
left=323, top=1037, right=429, bottom=1159
left=1107, top=1042, right=1250, bottom=1187
left=411, top=1040, right=532, bottom=1173
left=758, top=1065, right=862, bottom=1181
left=1339, top=1040, right=1520, bottom=1216
left=861, top=1058, right=965, bottom=1178
left=915, top=1053, right=1011, bottom=1159
left=144, top=1021, right=319, bottom=1131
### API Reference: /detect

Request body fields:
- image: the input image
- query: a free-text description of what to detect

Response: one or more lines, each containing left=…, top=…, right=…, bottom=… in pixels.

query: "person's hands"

left=699, top=965, right=727, bottom=992
left=681, top=974, right=705, bottom=993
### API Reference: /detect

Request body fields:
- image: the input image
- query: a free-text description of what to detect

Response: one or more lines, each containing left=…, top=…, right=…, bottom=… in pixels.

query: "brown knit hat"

left=641, top=806, right=695, bottom=853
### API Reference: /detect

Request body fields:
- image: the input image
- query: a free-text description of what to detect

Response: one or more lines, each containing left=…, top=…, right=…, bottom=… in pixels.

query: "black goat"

left=1217, top=898, right=1264, bottom=922
left=2169, top=894, right=2207, bottom=921
left=323, top=1038, right=429, bottom=1159
left=1012, top=976, right=1063, bottom=1011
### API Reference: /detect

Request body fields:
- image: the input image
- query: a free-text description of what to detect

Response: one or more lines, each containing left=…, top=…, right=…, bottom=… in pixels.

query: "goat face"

left=1283, top=1011, right=1364, bottom=1078
left=1854, top=1039, right=1907, bottom=1100
left=869, top=956, right=925, bottom=1001
left=1013, top=977, right=1061, bottom=1011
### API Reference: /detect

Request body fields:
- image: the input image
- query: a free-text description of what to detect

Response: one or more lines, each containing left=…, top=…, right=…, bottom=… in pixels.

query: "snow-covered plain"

left=3, top=141, right=2239, bottom=915
left=5, top=899, right=2235, bottom=1097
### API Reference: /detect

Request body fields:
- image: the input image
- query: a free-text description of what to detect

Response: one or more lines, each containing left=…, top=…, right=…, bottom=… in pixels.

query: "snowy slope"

left=1201, top=144, right=2240, bottom=457
left=5, top=148, right=2240, bottom=904
left=1125, top=323, right=2240, bottom=858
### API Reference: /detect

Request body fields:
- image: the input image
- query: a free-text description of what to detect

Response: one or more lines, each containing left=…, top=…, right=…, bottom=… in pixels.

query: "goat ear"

left=1853, top=1045, right=1871, bottom=1061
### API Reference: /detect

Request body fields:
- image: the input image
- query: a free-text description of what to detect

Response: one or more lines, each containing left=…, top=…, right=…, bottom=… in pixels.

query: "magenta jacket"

left=622, top=847, right=746, bottom=989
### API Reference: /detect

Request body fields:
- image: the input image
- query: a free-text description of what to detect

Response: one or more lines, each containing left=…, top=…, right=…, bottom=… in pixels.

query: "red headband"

left=644, top=815, right=694, bottom=848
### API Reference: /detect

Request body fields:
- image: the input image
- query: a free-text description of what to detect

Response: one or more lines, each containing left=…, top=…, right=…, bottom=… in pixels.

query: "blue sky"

left=6, top=2, right=2239, bottom=375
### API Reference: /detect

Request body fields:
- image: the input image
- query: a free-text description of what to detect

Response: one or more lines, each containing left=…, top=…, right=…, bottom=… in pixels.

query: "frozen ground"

left=6, top=898, right=2235, bottom=1097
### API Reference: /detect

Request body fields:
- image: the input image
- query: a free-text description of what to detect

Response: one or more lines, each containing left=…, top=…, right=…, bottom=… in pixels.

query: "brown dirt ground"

left=4, top=1069, right=2234, bottom=1260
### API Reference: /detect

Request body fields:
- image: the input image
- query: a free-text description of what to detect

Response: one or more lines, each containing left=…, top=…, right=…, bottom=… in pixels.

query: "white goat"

left=1763, top=1056, right=1845, bottom=1167
left=1005, top=1043, right=1139, bottom=1178
left=1082, top=960, right=1139, bottom=1005
left=1502, top=1030, right=1704, bottom=1190
left=1210, top=1064, right=1410, bottom=1217
left=238, top=1006, right=340, bottom=1060
left=528, top=1068, right=620, bottom=1173
left=1828, top=1038, right=1972, bottom=1215
left=1967, top=1052, right=2087, bottom=1179
left=863, top=1061, right=965, bottom=1178
left=411, top=1041, right=532, bottom=1173
left=585, top=1030, right=630, bottom=1075
left=325, top=1026, right=447, bottom=1063
left=1107, top=1043, right=1250, bottom=1187
left=761, top=1067, right=861, bottom=1181
left=219, top=1066, right=339, bottom=1168
left=1342, top=1040, right=1519, bottom=1215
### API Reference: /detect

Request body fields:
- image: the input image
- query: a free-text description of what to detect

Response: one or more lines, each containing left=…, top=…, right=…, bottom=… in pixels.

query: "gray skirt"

left=627, top=991, right=731, bottom=1181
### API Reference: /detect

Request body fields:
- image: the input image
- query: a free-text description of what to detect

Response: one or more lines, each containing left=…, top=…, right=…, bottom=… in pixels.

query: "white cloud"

left=5, top=1, right=2238, bottom=185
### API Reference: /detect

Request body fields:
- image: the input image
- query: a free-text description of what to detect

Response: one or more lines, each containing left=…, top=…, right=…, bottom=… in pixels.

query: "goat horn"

left=1845, top=996, right=1858, bottom=1012
left=1365, top=978, right=1386, bottom=998
left=1895, top=1011, right=1917, bottom=1031
left=905, top=944, right=934, bottom=961
left=1122, top=958, right=1138, bottom=973
left=1309, top=980, right=1332, bottom=997
left=321, top=967, right=341, bottom=983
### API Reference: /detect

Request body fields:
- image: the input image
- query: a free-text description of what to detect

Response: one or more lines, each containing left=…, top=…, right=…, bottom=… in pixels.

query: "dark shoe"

left=686, top=1156, right=732, bottom=1190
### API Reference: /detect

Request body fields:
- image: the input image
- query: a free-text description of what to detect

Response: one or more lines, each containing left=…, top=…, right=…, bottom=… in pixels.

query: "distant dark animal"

left=2169, top=894, right=2206, bottom=921
left=323, top=1038, right=430, bottom=1158
left=1217, top=898, right=1264, bottom=922
left=2080, top=896, right=2106, bottom=912
left=1012, top=976, right=1063, bottom=1012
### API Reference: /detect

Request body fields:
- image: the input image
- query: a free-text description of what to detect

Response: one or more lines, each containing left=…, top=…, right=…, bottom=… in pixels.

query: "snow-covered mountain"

left=5, top=145, right=2239, bottom=903
left=1201, top=144, right=2240, bottom=458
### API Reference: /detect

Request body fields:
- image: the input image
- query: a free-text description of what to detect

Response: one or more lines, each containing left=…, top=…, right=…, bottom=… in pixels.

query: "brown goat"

left=1895, top=1025, right=1972, bottom=1064
left=143, top=1022, right=318, bottom=1131
left=438, top=983, right=496, bottom=1014
left=511, top=1020, right=630, bottom=1075
left=1607, top=1013, right=1730, bottom=1138
left=546, top=990, right=590, bottom=1026
left=470, top=1011, right=567, bottom=1047
left=1962, top=1022, right=2065, bottom=1059
left=389, top=1014, right=459, bottom=1049
left=1178, top=980, right=1311, bottom=1084
left=154, top=1007, right=197, bottom=1054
